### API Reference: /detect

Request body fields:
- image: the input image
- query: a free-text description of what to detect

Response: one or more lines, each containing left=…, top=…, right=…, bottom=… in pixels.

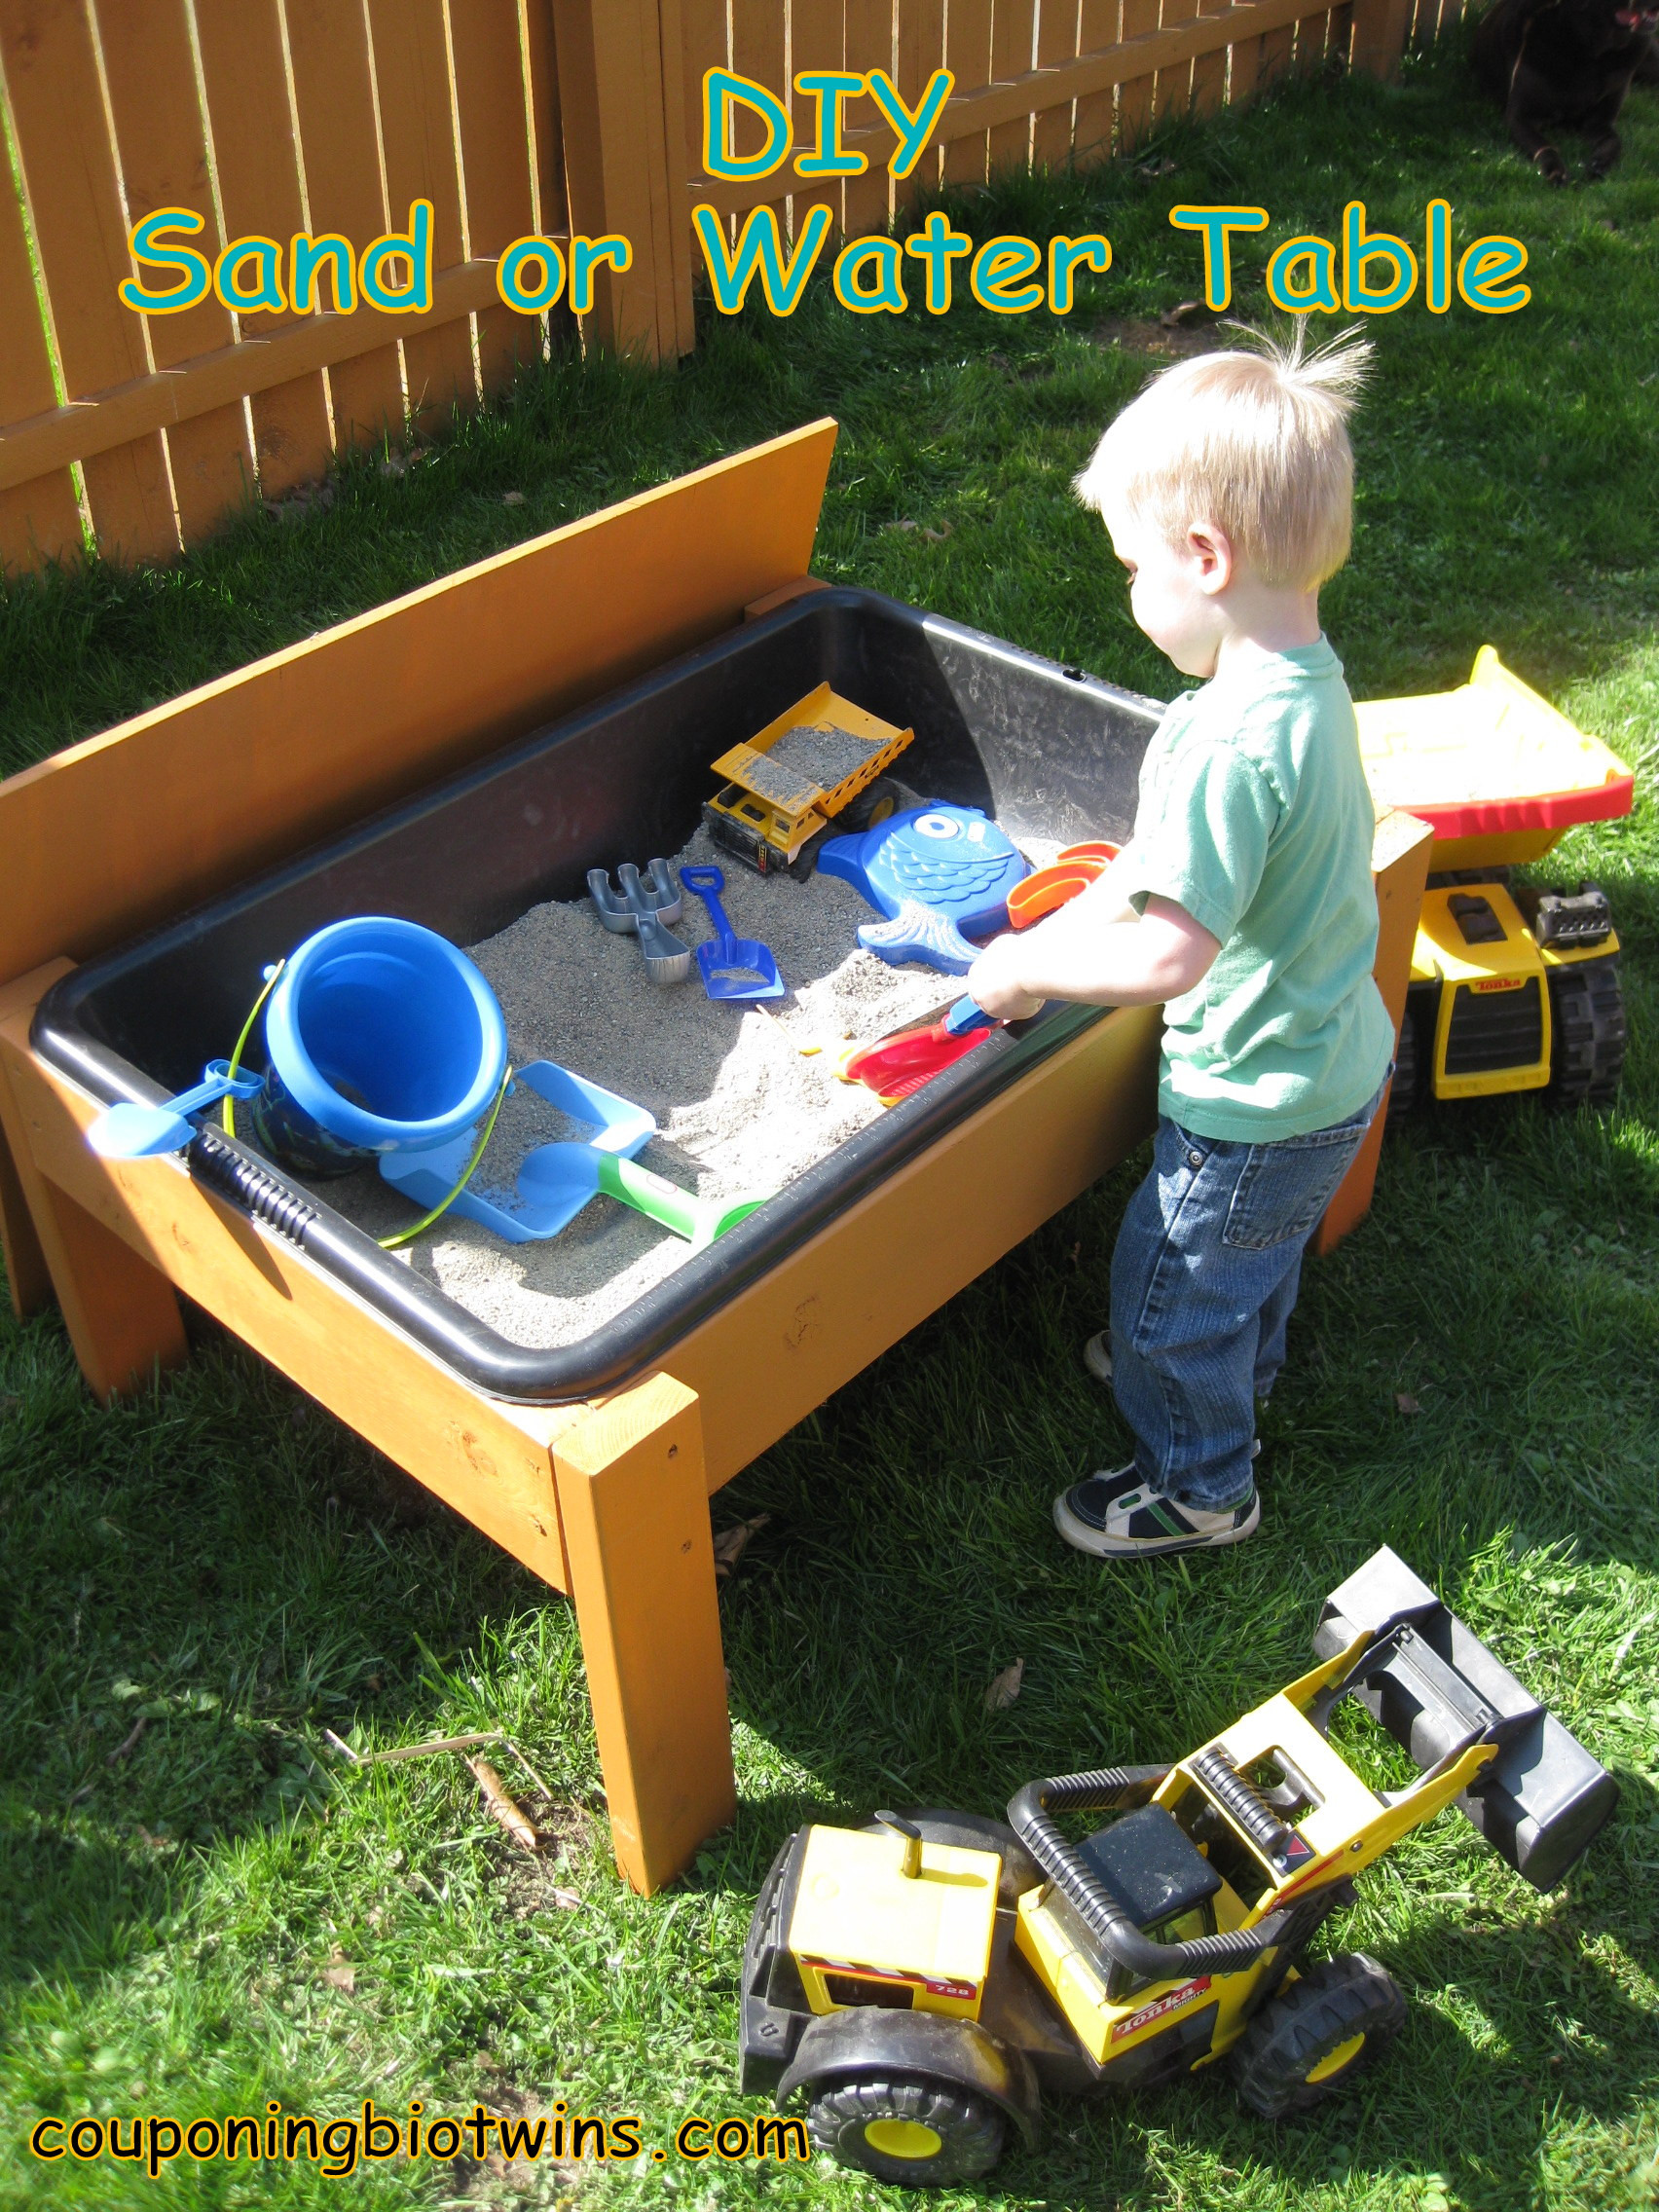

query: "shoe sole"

left=1051, top=1489, right=1261, bottom=1558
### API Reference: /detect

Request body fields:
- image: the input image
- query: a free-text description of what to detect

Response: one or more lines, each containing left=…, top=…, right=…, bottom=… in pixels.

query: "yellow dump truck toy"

left=1358, top=648, right=1632, bottom=1118
left=738, top=1548, right=1616, bottom=2187
left=704, top=682, right=916, bottom=876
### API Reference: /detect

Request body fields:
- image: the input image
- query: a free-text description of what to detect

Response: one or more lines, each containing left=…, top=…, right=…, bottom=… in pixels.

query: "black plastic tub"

left=33, top=587, right=1161, bottom=1403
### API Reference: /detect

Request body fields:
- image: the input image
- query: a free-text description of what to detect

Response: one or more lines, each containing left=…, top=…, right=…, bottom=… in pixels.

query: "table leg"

left=553, top=1373, right=735, bottom=1894
left=0, top=1124, right=52, bottom=1319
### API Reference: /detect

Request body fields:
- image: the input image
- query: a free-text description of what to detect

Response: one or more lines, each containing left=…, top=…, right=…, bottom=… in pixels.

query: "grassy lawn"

left=2, top=31, right=1657, bottom=2211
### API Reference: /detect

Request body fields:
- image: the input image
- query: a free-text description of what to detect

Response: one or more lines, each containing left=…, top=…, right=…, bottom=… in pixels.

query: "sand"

left=323, top=823, right=991, bottom=1350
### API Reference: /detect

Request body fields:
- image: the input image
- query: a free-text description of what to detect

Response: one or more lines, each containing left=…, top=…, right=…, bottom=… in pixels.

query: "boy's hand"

left=966, top=934, right=1045, bottom=1022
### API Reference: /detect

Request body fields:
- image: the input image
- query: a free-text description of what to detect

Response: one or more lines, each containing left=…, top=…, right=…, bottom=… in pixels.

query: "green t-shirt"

left=1115, top=637, right=1393, bottom=1142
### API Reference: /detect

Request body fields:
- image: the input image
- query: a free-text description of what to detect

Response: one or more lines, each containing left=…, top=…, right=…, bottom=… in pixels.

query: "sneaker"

left=1082, top=1331, right=1113, bottom=1384
left=1052, top=1462, right=1261, bottom=1557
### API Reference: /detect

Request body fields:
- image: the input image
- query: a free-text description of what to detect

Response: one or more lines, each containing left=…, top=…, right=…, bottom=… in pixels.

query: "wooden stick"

left=466, top=1756, right=541, bottom=1851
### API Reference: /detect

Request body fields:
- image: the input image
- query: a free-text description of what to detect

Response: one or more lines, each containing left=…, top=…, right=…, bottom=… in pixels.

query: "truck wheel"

left=1546, top=960, right=1626, bottom=1109
left=805, top=2075, right=1006, bottom=2186
left=1385, top=998, right=1421, bottom=1125
left=1230, top=1953, right=1406, bottom=2120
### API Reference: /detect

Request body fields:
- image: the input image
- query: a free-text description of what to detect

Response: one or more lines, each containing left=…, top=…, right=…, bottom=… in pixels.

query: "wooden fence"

left=0, top=0, right=1434, bottom=578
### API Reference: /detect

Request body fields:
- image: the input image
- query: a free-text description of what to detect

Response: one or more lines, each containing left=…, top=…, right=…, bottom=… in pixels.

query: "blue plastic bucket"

left=247, top=918, right=508, bottom=1176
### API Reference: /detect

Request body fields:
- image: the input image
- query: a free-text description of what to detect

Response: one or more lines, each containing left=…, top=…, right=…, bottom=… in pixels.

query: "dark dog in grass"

left=1473, top=0, right=1659, bottom=180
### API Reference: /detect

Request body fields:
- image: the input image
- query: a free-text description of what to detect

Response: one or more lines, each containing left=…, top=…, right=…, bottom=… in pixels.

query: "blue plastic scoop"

left=680, top=866, right=785, bottom=1000
left=88, top=1060, right=265, bottom=1160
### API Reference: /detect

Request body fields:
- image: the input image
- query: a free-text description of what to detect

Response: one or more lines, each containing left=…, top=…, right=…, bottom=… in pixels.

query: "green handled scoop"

left=517, top=1143, right=767, bottom=1250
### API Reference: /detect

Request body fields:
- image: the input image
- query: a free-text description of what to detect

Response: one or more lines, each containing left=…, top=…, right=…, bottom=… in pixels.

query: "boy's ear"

left=1187, top=519, right=1235, bottom=595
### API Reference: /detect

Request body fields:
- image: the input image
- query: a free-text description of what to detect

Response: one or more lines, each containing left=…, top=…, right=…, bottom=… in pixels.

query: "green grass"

left=2, top=33, right=1658, bottom=2212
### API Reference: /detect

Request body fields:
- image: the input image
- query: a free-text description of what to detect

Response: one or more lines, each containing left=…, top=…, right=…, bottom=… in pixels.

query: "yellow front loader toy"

left=1358, top=649, right=1632, bottom=1119
left=738, top=1549, right=1617, bottom=2187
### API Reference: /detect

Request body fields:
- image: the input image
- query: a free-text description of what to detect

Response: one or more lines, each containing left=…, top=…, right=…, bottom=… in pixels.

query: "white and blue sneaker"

left=1053, top=1462, right=1260, bottom=1558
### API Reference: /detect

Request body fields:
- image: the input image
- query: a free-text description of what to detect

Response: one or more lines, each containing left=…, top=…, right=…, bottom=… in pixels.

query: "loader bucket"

left=1312, top=1547, right=1618, bottom=1893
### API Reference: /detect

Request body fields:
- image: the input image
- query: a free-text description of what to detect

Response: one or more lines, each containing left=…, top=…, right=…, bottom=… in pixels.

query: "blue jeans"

left=1109, top=1081, right=1386, bottom=1512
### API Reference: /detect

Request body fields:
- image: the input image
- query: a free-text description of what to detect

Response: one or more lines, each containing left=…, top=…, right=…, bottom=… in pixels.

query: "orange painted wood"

left=653, top=0, right=698, bottom=358
left=1155, top=0, right=1199, bottom=123
left=895, top=0, right=947, bottom=212
left=791, top=0, right=848, bottom=239
left=0, top=421, right=836, bottom=992
left=1350, top=0, right=1412, bottom=74
left=1257, top=17, right=1298, bottom=79
left=523, top=0, right=571, bottom=240
left=0, top=0, right=178, bottom=564
left=1118, top=0, right=1162, bottom=149
left=283, top=0, right=405, bottom=452
left=0, top=1090, right=51, bottom=1318
left=663, top=1003, right=1163, bottom=1490
left=0, top=974, right=188, bottom=1395
left=1193, top=0, right=1232, bottom=113
left=989, top=0, right=1038, bottom=174
left=729, top=0, right=789, bottom=242
left=1293, top=6, right=1332, bottom=69
left=1330, top=1, right=1356, bottom=62
left=191, top=0, right=334, bottom=498
left=365, top=0, right=477, bottom=431
left=450, top=4, right=542, bottom=394
left=552, top=0, right=683, bottom=358
left=552, top=1378, right=734, bottom=1893
left=743, top=572, right=830, bottom=620
left=94, top=0, right=254, bottom=548
left=1034, top=0, right=1083, bottom=169
left=1229, top=29, right=1265, bottom=100
left=1311, top=809, right=1435, bottom=1256
left=840, top=0, right=893, bottom=234
left=1074, top=0, right=1124, bottom=166
left=943, top=0, right=995, bottom=184
left=0, top=78, right=81, bottom=571
left=0, top=967, right=579, bottom=1579
left=0, top=262, right=503, bottom=497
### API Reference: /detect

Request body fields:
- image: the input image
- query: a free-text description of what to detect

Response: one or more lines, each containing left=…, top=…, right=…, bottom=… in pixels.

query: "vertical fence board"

left=1229, top=29, right=1264, bottom=101
left=841, top=0, right=891, bottom=234
left=94, top=0, right=252, bottom=548
left=632, top=0, right=689, bottom=356
left=1034, top=0, right=1081, bottom=170
left=1192, top=0, right=1231, bottom=113
left=791, top=0, right=847, bottom=237
left=192, top=0, right=333, bottom=498
left=0, top=101, right=82, bottom=569
left=1073, top=0, right=1121, bottom=165
left=1153, top=0, right=1198, bottom=124
left=989, top=0, right=1038, bottom=175
left=730, top=1, right=788, bottom=239
left=654, top=0, right=696, bottom=354
left=894, top=0, right=945, bottom=214
left=522, top=0, right=574, bottom=367
left=282, top=0, right=403, bottom=452
left=1293, top=8, right=1332, bottom=71
left=365, top=0, right=476, bottom=434
left=943, top=0, right=993, bottom=184
left=449, top=1, right=541, bottom=395
left=1118, top=0, right=1161, bottom=150
left=1257, top=17, right=1297, bottom=80
left=0, top=0, right=178, bottom=564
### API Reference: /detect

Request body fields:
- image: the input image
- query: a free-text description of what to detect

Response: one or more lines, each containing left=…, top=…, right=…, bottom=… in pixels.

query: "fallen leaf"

left=880, top=518, right=918, bottom=534
left=467, top=1757, right=540, bottom=1852
left=919, top=521, right=953, bottom=543
left=713, top=1513, right=771, bottom=1576
left=321, top=1964, right=355, bottom=1994
left=1160, top=300, right=1203, bottom=328
left=1395, top=1392, right=1420, bottom=1415
left=501, top=490, right=526, bottom=506
left=347, top=1730, right=503, bottom=1766
left=984, top=1659, right=1025, bottom=1712
left=549, top=1887, right=581, bottom=1911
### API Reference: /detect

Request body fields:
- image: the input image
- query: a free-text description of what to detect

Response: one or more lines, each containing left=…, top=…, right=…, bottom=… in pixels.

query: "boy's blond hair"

left=1073, top=326, right=1371, bottom=592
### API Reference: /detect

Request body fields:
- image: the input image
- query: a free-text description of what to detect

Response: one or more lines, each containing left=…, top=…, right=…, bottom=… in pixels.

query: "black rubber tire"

left=1546, top=959, right=1626, bottom=1109
left=836, top=774, right=907, bottom=833
left=860, top=1809, right=1046, bottom=1908
left=1230, top=1952, right=1406, bottom=2120
left=1386, top=992, right=1425, bottom=1124
left=805, top=2074, right=1006, bottom=2186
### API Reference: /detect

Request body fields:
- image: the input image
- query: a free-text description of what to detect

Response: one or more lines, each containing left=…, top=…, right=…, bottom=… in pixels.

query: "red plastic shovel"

left=841, top=841, right=1118, bottom=1105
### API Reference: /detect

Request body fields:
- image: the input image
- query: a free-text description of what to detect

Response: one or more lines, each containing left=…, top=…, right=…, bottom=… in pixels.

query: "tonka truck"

left=1357, top=649, right=1632, bottom=1120
left=738, top=1548, right=1617, bottom=2188
left=704, top=682, right=915, bottom=876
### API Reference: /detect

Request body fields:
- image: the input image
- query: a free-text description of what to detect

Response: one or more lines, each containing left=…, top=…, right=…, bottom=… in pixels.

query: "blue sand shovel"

left=679, top=866, right=785, bottom=1001
left=88, top=1060, right=265, bottom=1159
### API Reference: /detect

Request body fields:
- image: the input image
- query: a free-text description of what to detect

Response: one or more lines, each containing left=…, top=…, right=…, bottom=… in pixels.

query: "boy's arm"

left=967, top=887, right=1220, bottom=1019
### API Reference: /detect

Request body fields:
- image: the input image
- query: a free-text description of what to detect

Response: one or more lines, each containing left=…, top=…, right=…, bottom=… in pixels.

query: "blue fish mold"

left=818, top=804, right=1030, bottom=974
